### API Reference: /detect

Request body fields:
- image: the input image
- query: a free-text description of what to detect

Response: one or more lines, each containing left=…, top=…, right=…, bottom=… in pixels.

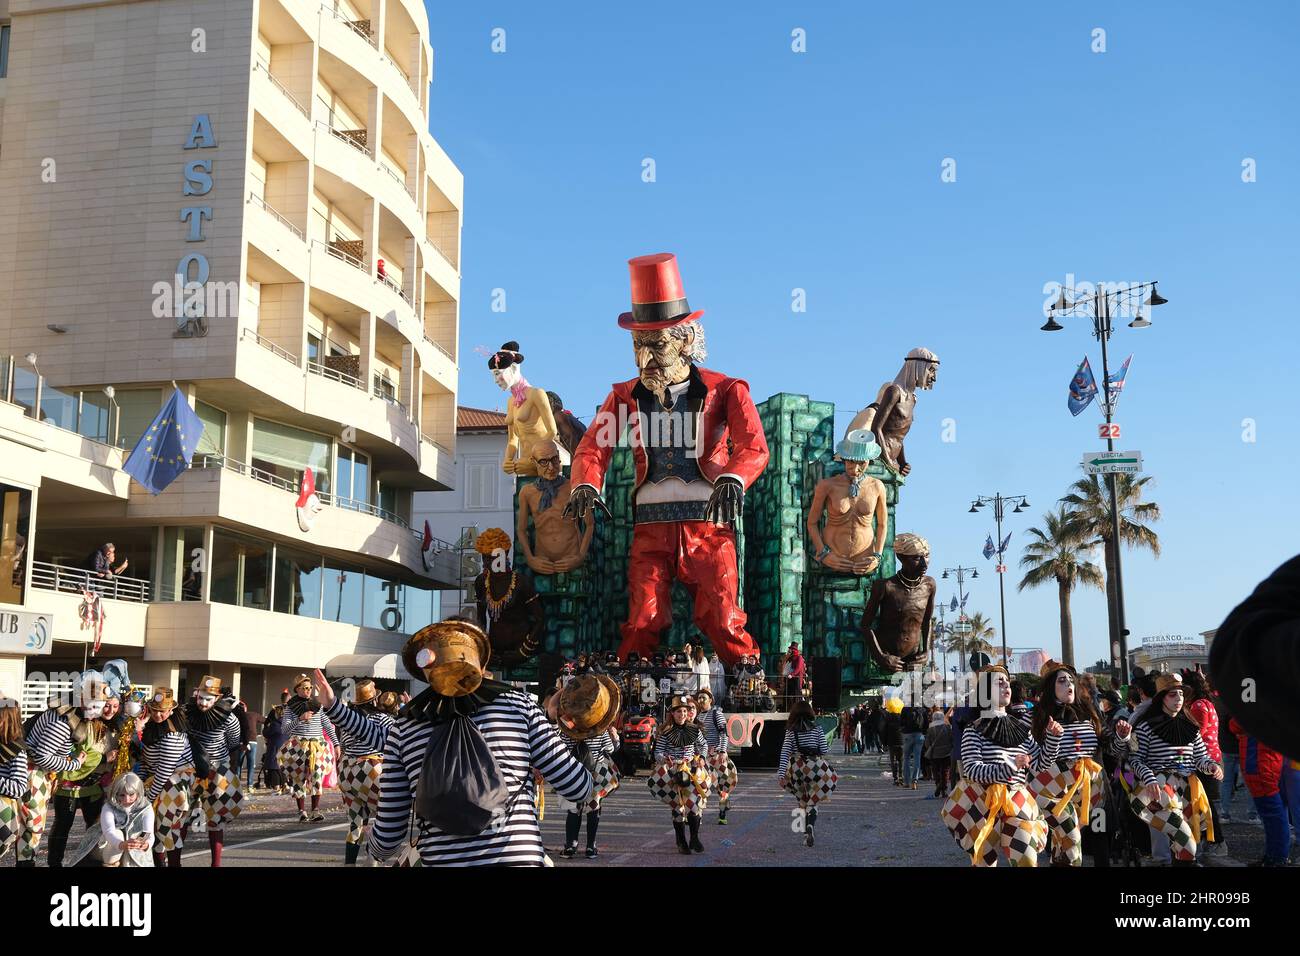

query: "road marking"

left=181, top=821, right=349, bottom=860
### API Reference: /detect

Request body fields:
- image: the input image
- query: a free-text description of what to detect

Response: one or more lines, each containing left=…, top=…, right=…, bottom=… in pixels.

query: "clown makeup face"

left=687, top=700, right=698, bottom=722
left=632, top=328, right=693, bottom=392
left=491, top=364, right=522, bottom=391
left=898, top=551, right=928, bottom=577
left=843, top=459, right=867, bottom=481
left=695, top=692, right=711, bottom=711
left=980, top=672, right=1011, bottom=711
left=82, top=701, right=106, bottom=720
left=1054, top=671, right=1076, bottom=705
left=195, top=692, right=217, bottom=712
left=670, top=705, right=689, bottom=727
left=1162, top=688, right=1185, bottom=717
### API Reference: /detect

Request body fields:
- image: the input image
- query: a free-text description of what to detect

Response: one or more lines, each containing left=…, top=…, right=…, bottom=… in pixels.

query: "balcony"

left=240, top=327, right=300, bottom=367
left=30, top=559, right=151, bottom=603
left=254, top=56, right=310, bottom=118
left=247, top=190, right=304, bottom=241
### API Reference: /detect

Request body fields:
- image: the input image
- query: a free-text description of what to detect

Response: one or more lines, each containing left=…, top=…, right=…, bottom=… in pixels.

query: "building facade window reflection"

left=274, top=546, right=323, bottom=617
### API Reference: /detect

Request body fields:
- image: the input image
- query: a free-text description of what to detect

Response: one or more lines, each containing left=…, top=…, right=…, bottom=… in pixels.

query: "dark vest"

left=636, top=391, right=704, bottom=486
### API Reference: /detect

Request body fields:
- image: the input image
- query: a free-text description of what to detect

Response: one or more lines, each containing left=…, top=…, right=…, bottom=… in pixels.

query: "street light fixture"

left=1038, top=279, right=1168, bottom=684
left=971, top=492, right=1030, bottom=666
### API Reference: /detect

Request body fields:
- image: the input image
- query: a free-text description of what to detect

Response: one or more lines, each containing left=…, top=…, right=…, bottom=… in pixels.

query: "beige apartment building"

left=0, top=0, right=463, bottom=713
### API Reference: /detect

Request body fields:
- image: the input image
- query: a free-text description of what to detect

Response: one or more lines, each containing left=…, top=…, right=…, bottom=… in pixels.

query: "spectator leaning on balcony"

left=88, top=542, right=129, bottom=579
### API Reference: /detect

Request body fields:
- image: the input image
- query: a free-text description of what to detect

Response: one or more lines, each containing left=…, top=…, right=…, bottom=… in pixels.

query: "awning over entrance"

left=324, top=653, right=404, bottom=680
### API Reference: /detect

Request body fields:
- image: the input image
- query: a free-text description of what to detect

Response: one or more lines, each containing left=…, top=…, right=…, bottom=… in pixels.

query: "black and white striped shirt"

left=368, top=690, right=593, bottom=866
left=326, top=700, right=395, bottom=757
left=25, top=708, right=79, bottom=773
left=699, top=707, right=728, bottom=753
left=778, top=723, right=827, bottom=777
left=959, top=722, right=1042, bottom=788
left=1040, top=721, right=1100, bottom=769
left=141, top=732, right=194, bottom=801
left=0, top=748, right=28, bottom=798
left=281, top=710, right=339, bottom=750
left=188, top=713, right=242, bottom=765
left=654, top=726, right=707, bottom=763
left=565, top=731, right=615, bottom=761
left=1128, top=724, right=1215, bottom=786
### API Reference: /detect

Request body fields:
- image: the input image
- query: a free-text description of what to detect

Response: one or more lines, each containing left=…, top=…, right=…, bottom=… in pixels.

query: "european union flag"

left=122, top=387, right=204, bottom=495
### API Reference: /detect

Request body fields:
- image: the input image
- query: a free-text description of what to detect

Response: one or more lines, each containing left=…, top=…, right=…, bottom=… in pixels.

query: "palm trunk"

left=1057, top=576, right=1075, bottom=667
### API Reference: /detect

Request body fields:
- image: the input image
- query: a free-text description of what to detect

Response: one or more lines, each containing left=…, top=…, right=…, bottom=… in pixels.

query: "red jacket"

left=571, top=365, right=769, bottom=494
left=1229, top=717, right=1283, bottom=797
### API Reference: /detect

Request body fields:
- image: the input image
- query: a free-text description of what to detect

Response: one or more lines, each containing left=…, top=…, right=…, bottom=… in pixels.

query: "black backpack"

left=414, top=716, right=512, bottom=836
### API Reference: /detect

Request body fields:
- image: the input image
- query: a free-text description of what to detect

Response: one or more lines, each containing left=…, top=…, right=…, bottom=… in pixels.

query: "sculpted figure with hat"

left=807, top=429, right=888, bottom=575
left=861, top=532, right=937, bottom=673
left=844, top=347, right=940, bottom=477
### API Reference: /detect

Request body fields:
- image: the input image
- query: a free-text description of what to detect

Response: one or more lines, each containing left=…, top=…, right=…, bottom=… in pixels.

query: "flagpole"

left=970, top=493, right=1029, bottom=667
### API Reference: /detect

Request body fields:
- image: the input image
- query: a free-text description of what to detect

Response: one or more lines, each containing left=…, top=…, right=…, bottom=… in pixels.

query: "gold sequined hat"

left=147, top=687, right=178, bottom=713
left=354, top=679, right=378, bottom=705
left=557, top=674, right=622, bottom=740
left=402, top=619, right=492, bottom=695
left=196, top=674, right=224, bottom=697
left=667, top=694, right=695, bottom=711
left=1038, top=659, right=1077, bottom=680
left=694, top=687, right=715, bottom=705
left=977, top=664, right=1009, bottom=679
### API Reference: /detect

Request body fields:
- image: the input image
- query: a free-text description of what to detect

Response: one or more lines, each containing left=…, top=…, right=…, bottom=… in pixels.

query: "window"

left=0, top=484, right=32, bottom=606
left=0, top=25, right=10, bottom=79
left=322, top=561, right=363, bottom=625
left=362, top=572, right=403, bottom=631
left=78, top=391, right=113, bottom=444
left=115, top=389, right=163, bottom=449
left=158, top=526, right=207, bottom=601
left=335, top=446, right=370, bottom=508
left=307, top=333, right=321, bottom=363
left=194, top=400, right=226, bottom=458
left=376, top=483, right=397, bottom=520
left=251, top=418, right=331, bottom=493
left=464, top=460, right=498, bottom=510
left=273, top=546, right=323, bottom=617
left=210, top=531, right=270, bottom=610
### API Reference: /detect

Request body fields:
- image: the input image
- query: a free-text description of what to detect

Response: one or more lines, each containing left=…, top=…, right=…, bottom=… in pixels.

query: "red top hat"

left=617, top=253, right=705, bottom=331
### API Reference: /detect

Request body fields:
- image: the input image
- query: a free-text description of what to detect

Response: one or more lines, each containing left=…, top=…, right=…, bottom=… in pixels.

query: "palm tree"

left=947, top=612, right=996, bottom=668
left=1060, top=473, right=1161, bottom=658
left=1017, top=506, right=1105, bottom=667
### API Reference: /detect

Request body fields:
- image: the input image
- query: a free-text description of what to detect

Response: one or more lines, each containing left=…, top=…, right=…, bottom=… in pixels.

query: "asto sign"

left=171, top=114, right=218, bottom=338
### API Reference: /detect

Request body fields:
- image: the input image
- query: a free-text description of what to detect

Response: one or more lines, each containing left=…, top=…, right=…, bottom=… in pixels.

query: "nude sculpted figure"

left=843, top=348, right=940, bottom=477
left=516, top=439, right=593, bottom=575
left=807, top=431, right=887, bottom=575
left=861, top=532, right=937, bottom=673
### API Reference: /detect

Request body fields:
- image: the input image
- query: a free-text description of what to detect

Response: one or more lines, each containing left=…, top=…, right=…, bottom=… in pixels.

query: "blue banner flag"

left=982, top=534, right=995, bottom=560
left=999, top=531, right=1012, bottom=554
left=1105, top=354, right=1133, bottom=414
left=1068, top=355, right=1098, bottom=416
left=950, top=596, right=958, bottom=612
left=122, top=388, right=204, bottom=495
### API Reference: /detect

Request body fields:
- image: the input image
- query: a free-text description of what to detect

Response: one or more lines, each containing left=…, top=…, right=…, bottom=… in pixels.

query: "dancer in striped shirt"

left=553, top=673, right=622, bottom=859
left=778, top=699, right=836, bottom=847
left=14, top=694, right=85, bottom=865
left=941, top=665, right=1050, bottom=866
left=1112, top=672, right=1222, bottom=865
left=141, top=687, right=196, bottom=867
left=182, top=675, right=244, bottom=866
left=317, top=671, right=397, bottom=865
left=1028, top=660, right=1109, bottom=866
left=369, top=620, right=593, bottom=866
left=0, top=690, right=27, bottom=863
left=649, top=694, right=710, bottom=854
left=696, top=687, right=736, bottom=825
left=278, top=674, right=339, bottom=822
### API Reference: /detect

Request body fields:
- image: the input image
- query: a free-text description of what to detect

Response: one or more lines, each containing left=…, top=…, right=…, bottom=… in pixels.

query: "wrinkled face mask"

left=633, top=329, right=692, bottom=393
left=195, top=693, right=217, bottom=711
left=124, top=701, right=143, bottom=717
left=82, top=701, right=106, bottom=719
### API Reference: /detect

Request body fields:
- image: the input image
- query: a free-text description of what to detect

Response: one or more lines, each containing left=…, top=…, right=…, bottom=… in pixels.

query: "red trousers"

left=618, top=520, right=758, bottom=667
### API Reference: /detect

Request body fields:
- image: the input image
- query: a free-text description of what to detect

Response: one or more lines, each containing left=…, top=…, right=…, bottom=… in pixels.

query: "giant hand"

left=705, top=477, right=744, bottom=526
left=563, top=485, right=612, bottom=521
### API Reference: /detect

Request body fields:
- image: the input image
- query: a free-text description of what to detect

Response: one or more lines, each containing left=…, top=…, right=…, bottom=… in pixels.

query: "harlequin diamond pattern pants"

left=619, top=521, right=759, bottom=667
left=339, top=755, right=383, bottom=845
left=192, top=765, right=244, bottom=832
left=708, top=749, right=738, bottom=803
left=1030, top=761, right=1105, bottom=867
left=784, top=755, right=838, bottom=810
left=0, top=794, right=20, bottom=861
left=648, top=758, right=711, bottom=822
left=942, top=779, right=1048, bottom=867
left=17, top=767, right=52, bottom=863
left=563, top=757, right=620, bottom=814
left=151, top=768, right=196, bottom=852
left=1128, top=772, right=1202, bottom=862
left=279, top=737, right=332, bottom=799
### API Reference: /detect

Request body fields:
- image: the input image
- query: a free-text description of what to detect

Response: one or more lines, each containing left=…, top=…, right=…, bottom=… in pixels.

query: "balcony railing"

left=306, top=359, right=366, bottom=391
left=427, top=236, right=458, bottom=272
left=321, top=4, right=378, bottom=47
left=240, top=326, right=300, bottom=366
left=1, top=357, right=122, bottom=446
left=247, top=191, right=305, bottom=241
left=30, top=559, right=151, bottom=604
left=254, top=57, right=310, bottom=118
left=316, top=120, right=372, bottom=158
left=378, top=271, right=413, bottom=307
left=422, top=332, right=455, bottom=364
left=373, top=375, right=408, bottom=414
left=334, top=495, right=407, bottom=527
left=313, top=238, right=365, bottom=272
left=421, top=432, right=453, bottom=456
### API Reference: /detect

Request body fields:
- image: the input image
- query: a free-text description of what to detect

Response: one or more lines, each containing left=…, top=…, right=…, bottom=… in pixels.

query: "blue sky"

left=424, top=1, right=1300, bottom=668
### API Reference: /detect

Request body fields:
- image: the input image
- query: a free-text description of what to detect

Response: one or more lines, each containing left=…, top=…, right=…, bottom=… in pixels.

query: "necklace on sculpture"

left=485, top=571, right=517, bottom=622
left=896, top=571, right=923, bottom=590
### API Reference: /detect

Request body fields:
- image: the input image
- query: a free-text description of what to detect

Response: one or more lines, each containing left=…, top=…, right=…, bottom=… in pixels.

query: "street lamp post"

left=1041, top=280, right=1166, bottom=686
left=941, top=564, right=978, bottom=666
left=970, top=493, right=1028, bottom=668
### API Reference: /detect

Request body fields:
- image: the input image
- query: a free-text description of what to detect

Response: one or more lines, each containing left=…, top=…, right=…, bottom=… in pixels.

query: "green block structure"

left=504, top=393, right=905, bottom=689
